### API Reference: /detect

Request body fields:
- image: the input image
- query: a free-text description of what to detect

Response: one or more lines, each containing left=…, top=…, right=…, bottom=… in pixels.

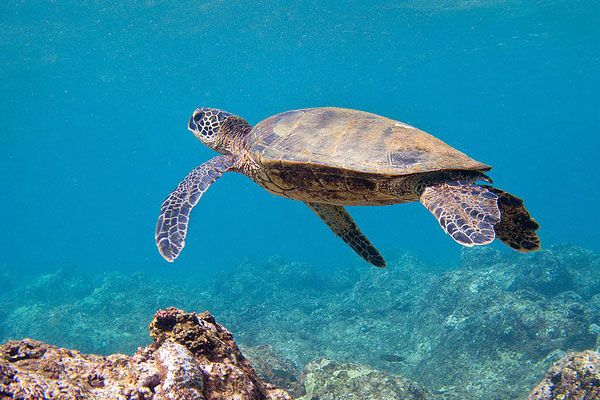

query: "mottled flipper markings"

left=420, top=181, right=500, bottom=247
left=156, top=155, right=236, bottom=262
left=481, top=185, right=540, bottom=252
left=306, top=202, right=386, bottom=267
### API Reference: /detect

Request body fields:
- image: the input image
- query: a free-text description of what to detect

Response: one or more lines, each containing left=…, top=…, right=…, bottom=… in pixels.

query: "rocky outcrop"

left=528, top=350, right=600, bottom=400
left=0, top=308, right=291, bottom=400
left=298, top=358, right=430, bottom=400
left=2, top=307, right=599, bottom=400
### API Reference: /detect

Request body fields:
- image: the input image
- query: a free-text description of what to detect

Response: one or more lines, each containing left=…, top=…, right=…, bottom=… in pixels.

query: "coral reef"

left=1, top=246, right=599, bottom=399
left=204, top=248, right=599, bottom=398
left=0, top=308, right=291, bottom=400
left=208, top=247, right=600, bottom=399
left=528, top=350, right=600, bottom=400
left=298, top=358, right=430, bottom=400
left=401, top=248, right=598, bottom=399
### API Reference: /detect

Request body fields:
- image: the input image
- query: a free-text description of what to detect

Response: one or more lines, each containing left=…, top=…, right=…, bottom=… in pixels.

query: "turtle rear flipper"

left=306, top=202, right=386, bottom=267
left=481, top=185, right=540, bottom=252
left=419, top=181, right=501, bottom=247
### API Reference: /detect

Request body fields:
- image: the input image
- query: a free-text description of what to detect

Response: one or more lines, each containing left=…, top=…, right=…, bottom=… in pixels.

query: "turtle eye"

left=193, top=111, right=204, bottom=122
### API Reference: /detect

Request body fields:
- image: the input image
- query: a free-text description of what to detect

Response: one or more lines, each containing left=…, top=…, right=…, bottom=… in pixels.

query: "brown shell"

left=247, top=107, right=490, bottom=176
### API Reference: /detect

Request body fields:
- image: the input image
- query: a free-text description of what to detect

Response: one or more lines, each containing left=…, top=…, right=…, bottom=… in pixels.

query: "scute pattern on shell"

left=247, top=107, right=490, bottom=176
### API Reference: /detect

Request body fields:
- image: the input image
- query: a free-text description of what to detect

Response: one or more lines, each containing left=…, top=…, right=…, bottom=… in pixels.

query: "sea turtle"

left=156, top=107, right=540, bottom=267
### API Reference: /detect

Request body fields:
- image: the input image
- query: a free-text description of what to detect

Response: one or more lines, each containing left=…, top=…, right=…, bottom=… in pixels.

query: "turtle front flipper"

left=306, top=202, right=386, bottom=268
left=481, top=185, right=540, bottom=252
left=419, top=181, right=501, bottom=247
left=156, top=155, right=236, bottom=262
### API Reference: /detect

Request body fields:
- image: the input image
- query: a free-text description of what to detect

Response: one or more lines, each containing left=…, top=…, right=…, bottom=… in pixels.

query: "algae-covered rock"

left=528, top=350, right=600, bottom=400
left=149, top=307, right=292, bottom=399
left=242, top=344, right=303, bottom=397
left=0, top=308, right=292, bottom=400
left=298, top=358, right=430, bottom=400
left=403, top=247, right=598, bottom=399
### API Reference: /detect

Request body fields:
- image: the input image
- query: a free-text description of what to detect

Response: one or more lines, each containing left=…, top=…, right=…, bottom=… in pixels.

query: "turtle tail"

left=481, top=185, right=541, bottom=252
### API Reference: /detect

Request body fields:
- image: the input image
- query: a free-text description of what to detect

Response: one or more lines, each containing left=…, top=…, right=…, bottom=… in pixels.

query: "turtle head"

left=188, top=107, right=249, bottom=154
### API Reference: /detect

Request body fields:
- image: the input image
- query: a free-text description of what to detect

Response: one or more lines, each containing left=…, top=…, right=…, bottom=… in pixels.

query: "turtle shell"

left=247, top=107, right=490, bottom=176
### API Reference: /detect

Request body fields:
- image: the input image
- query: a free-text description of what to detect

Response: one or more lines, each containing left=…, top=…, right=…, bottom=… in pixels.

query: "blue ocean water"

left=1, top=1, right=600, bottom=397
left=2, top=0, right=598, bottom=273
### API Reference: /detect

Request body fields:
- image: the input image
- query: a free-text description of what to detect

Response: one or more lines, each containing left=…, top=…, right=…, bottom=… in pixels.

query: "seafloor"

left=1, top=245, right=599, bottom=399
